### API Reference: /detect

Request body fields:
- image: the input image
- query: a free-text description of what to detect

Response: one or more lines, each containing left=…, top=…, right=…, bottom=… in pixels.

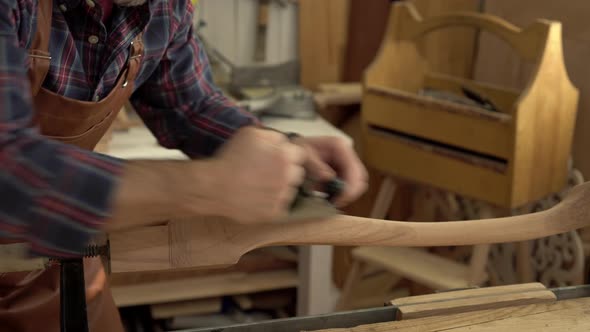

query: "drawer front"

left=363, top=130, right=511, bottom=207
left=362, top=89, right=513, bottom=160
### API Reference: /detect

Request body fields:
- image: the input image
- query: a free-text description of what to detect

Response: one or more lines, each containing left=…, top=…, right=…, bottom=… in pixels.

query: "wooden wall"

left=474, top=0, right=590, bottom=178
left=197, top=0, right=298, bottom=66
left=298, top=0, right=351, bottom=90
left=342, top=0, right=481, bottom=84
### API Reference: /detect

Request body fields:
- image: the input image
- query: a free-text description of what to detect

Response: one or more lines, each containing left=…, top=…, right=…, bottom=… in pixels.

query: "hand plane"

left=288, top=177, right=345, bottom=222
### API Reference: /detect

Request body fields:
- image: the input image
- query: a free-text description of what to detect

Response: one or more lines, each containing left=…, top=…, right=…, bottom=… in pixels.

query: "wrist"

left=259, top=126, right=302, bottom=141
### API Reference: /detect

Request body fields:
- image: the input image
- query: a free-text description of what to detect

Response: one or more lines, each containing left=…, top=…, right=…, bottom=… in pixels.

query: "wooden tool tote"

left=361, top=2, right=579, bottom=208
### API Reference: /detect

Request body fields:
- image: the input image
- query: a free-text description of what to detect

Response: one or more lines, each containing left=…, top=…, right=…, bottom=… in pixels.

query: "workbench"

left=107, top=114, right=351, bottom=317
left=183, top=284, right=590, bottom=332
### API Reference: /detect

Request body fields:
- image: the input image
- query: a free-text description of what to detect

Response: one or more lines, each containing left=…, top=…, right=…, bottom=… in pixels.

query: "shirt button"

left=86, top=0, right=96, bottom=8
left=59, top=4, right=67, bottom=11
left=88, top=35, right=100, bottom=44
left=94, top=95, right=100, bottom=102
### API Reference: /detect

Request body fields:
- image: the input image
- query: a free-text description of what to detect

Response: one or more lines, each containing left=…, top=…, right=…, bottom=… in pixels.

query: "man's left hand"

left=293, top=136, right=368, bottom=207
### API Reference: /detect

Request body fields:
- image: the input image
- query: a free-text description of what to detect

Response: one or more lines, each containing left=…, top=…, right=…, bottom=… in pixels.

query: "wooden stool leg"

left=468, top=244, right=491, bottom=286
left=370, top=177, right=396, bottom=219
left=517, top=241, right=534, bottom=283
left=336, top=260, right=365, bottom=311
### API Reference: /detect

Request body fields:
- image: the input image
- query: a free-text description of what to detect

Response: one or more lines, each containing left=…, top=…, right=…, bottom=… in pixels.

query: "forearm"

left=130, top=2, right=259, bottom=158
left=106, top=159, right=220, bottom=232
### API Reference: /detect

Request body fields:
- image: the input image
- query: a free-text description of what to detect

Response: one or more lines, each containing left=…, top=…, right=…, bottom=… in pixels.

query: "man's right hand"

left=108, top=127, right=306, bottom=231
left=204, top=127, right=306, bottom=224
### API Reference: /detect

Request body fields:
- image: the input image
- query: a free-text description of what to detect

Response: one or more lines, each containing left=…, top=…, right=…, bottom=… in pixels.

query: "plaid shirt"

left=0, top=0, right=257, bottom=257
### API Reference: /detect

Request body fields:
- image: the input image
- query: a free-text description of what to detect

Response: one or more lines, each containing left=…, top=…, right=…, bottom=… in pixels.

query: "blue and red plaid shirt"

left=0, top=0, right=257, bottom=257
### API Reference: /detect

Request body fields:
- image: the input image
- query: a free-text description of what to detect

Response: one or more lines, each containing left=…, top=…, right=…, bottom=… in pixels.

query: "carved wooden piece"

left=109, top=181, right=590, bottom=274
left=488, top=169, right=586, bottom=286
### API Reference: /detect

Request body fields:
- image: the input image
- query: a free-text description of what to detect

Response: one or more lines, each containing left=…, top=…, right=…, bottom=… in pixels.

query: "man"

left=0, top=0, right=368, bottom=331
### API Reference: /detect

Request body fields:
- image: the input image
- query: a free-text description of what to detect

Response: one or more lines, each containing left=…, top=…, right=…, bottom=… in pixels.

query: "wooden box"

left=361, top=3, right=579, bottom=208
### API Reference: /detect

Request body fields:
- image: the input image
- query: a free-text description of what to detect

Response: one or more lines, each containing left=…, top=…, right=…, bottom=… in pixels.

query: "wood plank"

left=353, top=247, right=472, bottom=291
left=347, top=289, right=410, bottom=311
left=448, top=305, right=590, bottom=331
left=312, top=298, right=590, bottom=331
left=111, top=269, right=298, bottom=307
left=315, top=83, right=362, bottom=109
left=318, top=83, right=362, bottom=94
left=355, top=272, right=403, bottom=300
left=392, top=283, right=547, bottom=306
left=299, top=0, right=350, bottom=90
left=506, top=23, right=579, bottom=207
left=391, top=283, right=555, bottom=320
left=364, top=131, right=510, bottom=207
left=110, top=248, right=295, bottom=285
left=150, top=298, right=222, bottom=319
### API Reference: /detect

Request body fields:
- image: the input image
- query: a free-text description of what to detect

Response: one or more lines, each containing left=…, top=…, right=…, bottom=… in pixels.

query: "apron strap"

left=28, top=0, right=54, bottom=96
left=122, top=32, right=144, bottom=88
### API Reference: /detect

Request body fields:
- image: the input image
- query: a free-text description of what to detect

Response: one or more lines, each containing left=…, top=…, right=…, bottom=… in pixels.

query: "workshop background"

left=105, top=0, right=590, bottom=331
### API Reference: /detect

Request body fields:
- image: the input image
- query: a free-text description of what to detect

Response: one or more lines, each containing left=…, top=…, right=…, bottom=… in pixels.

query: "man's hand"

left=108, top=128, right=366, bottom=232
left=207, top=127, right=306, bottom=223
left=293, top=136, right=368, bottom=207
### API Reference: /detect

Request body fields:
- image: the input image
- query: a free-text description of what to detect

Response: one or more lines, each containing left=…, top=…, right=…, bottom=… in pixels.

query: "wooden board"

left=312, top=297, right=590, bottom=331
left=109, top=248, right=296, bottom=286
left=299, top=0, right=350, bottom=90
left=391, top=283, right=556, bottom=320
left=363, top=131, right=510, bottom=206
left=151, top=298, right=222, bottom=319
left=353, top=247, right=475, bottom=291
left=111, top=269, right=298, bottom=307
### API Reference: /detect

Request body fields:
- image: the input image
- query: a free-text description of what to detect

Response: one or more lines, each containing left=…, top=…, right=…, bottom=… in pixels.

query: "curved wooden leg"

left=335, top=260, right=365, bottom=311
left=337, top=177, right=397, bottom=311
left=370, top=177, right=396, bottom=219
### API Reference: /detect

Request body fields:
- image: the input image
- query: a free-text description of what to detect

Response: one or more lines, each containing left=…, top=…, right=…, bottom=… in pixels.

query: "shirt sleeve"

left=130, top=1, right=260, bottom=158
left=0, top=0, right=124, bottom=258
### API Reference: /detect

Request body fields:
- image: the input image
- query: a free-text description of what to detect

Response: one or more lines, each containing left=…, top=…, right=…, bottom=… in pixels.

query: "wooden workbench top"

left=313, top=297, right=590, bottom=331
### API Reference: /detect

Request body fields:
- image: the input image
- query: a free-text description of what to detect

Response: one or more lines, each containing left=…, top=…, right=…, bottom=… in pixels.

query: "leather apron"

left=0, top=1, right=143, bottom=330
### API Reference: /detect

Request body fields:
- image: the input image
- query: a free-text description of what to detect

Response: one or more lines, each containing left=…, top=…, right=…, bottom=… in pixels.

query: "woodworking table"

left=108, top=114, right=351, bottom=316
left=183, top=284, right=590, bottom=332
